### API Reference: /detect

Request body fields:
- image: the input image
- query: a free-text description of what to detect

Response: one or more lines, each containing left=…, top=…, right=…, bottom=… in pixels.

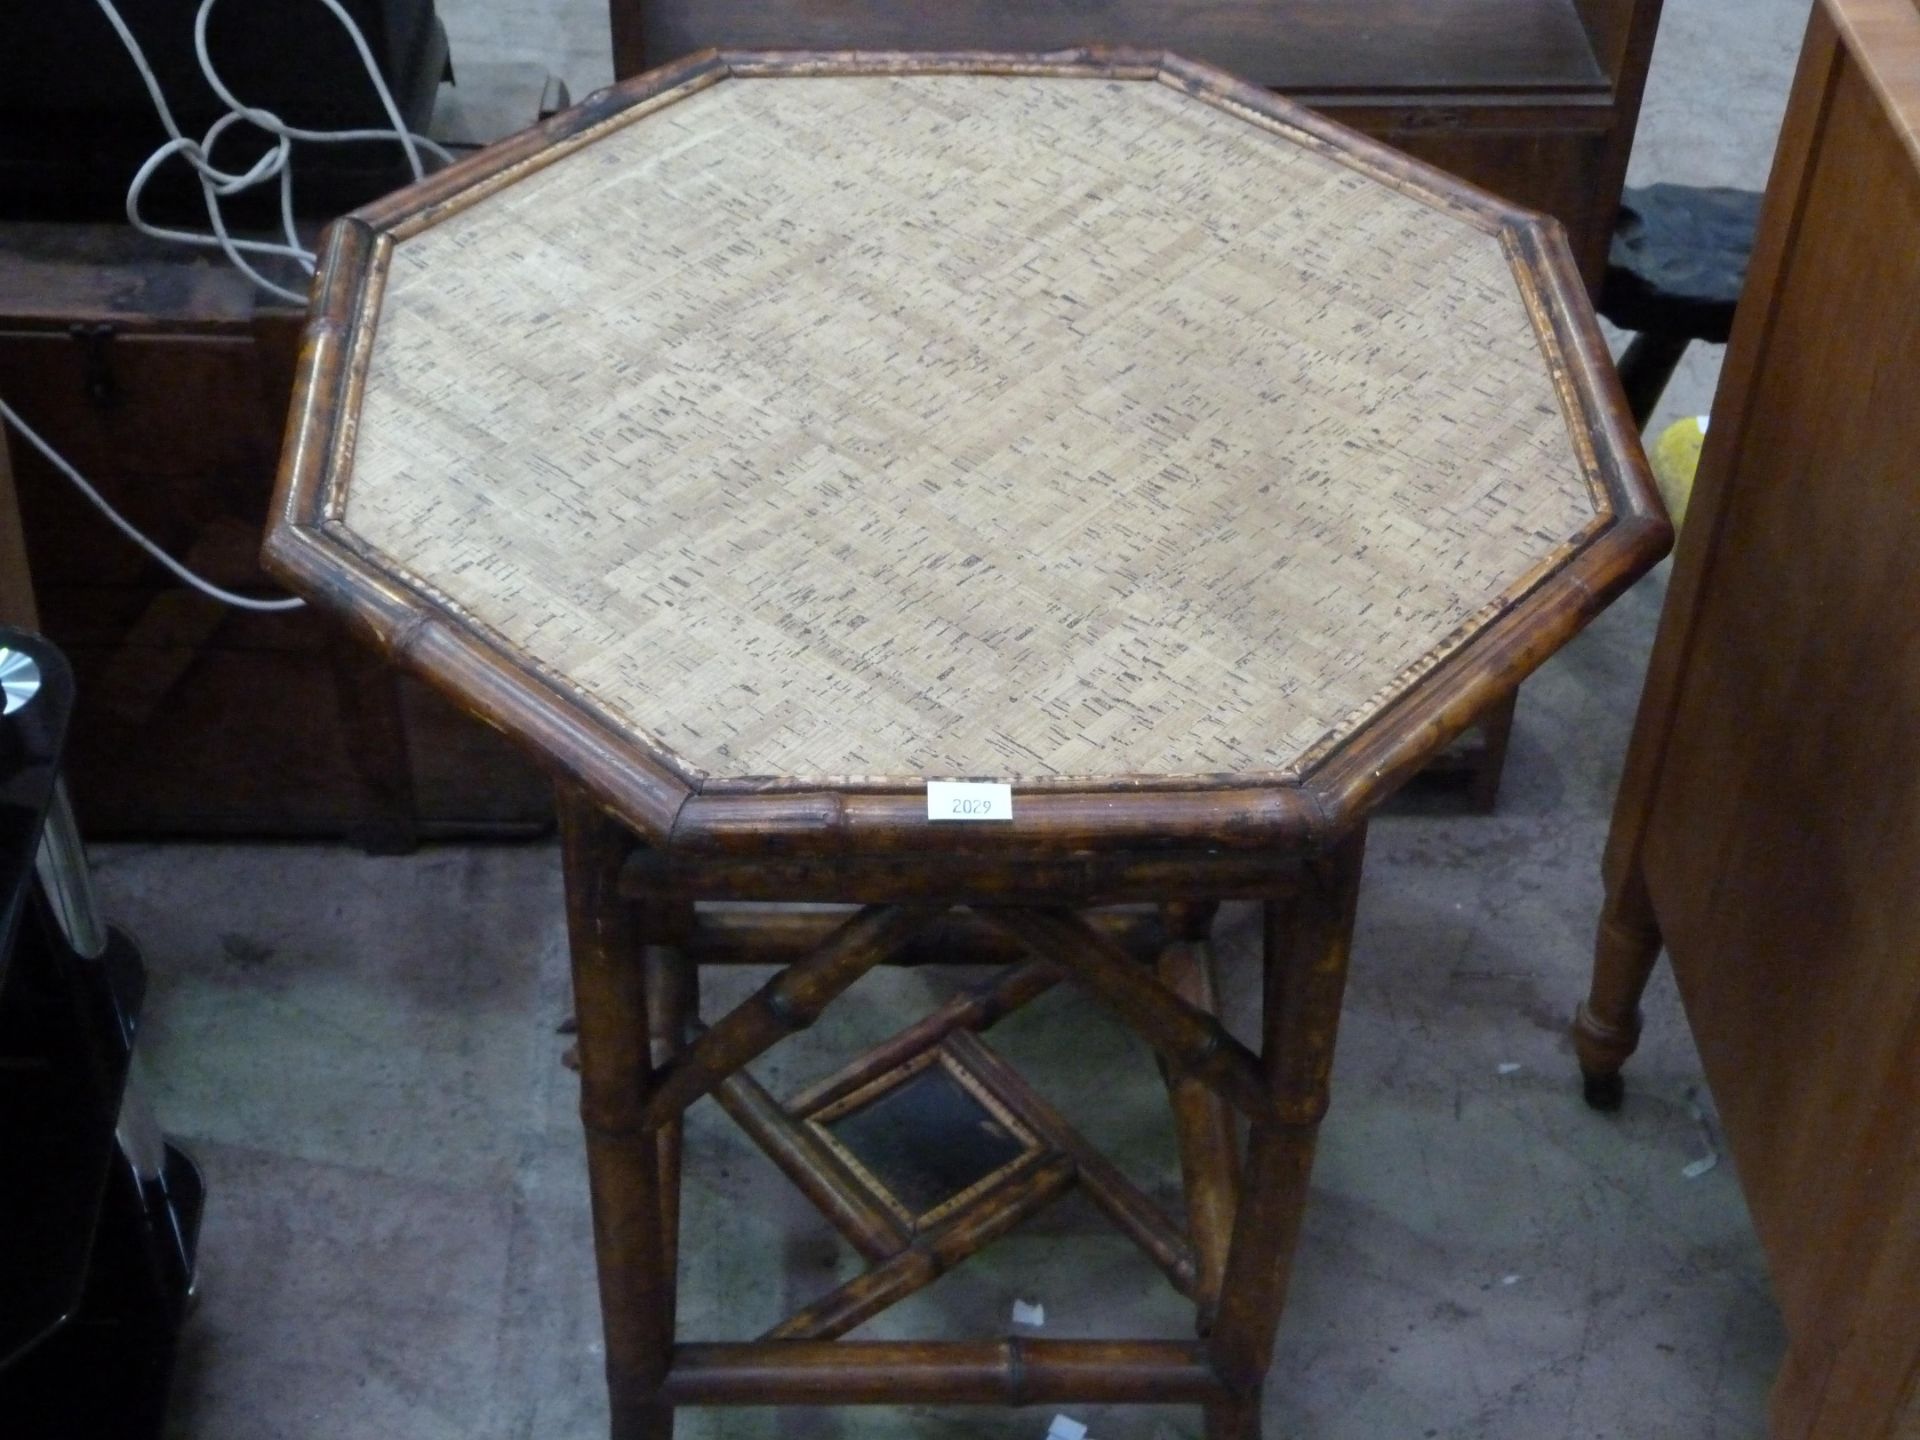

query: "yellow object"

left=1649, top=415, right=1708, bottom=529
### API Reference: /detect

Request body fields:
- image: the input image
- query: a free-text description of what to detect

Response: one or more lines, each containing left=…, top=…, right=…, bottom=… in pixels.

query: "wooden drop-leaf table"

left=263, top=50, right=1668, bottom=1439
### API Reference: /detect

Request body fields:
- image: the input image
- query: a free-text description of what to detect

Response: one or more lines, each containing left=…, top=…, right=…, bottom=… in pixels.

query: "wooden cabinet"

left=609, top=0, right=1665, bottom=288
left=1573, top=3, right=1920, bottom=1435
left=0, top=226, right=552, bottom=843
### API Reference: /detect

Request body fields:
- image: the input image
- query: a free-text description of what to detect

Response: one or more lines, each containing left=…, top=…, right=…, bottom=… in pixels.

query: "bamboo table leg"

left=1467, top=689, right=1520, bottom=813
left=328, top=628, right=420, bottom=855
left=1570, top=861, right=1664, bottom=1110
left=560, top=784, right=679, bottom=1440
left=1156, top=901, right=1239, bottom=1330
left=642, top=895, right=697, bottom=1322
left=1206, top=829, right=1367, bottom=1440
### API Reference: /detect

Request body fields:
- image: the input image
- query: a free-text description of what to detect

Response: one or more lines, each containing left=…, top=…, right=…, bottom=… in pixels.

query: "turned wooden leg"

left=1207, top=830, right=1367, bottom=1437
left=1467, top=688, right=1519, bottom=813
left=559, top=784, right=676, bottom=1440
left=1571, top=863, right=1664, bottom=1112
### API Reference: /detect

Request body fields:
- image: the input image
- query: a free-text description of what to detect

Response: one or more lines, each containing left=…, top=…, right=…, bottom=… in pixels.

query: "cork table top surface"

left=270, top=52, right=1664, bottom=825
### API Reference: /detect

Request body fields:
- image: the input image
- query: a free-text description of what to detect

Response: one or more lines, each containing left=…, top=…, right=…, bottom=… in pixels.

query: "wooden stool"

left=263, top=51, right=1667, bottom=1437
left=1598, top=182, right=1763, bottom=427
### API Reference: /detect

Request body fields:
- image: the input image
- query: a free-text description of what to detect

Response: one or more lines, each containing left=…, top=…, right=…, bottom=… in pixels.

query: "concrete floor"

left=98, top=2, right=1813, bottom=1435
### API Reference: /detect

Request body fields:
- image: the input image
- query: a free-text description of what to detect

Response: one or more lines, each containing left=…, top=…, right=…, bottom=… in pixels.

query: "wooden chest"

left=0, top=224, right=550, bottom=844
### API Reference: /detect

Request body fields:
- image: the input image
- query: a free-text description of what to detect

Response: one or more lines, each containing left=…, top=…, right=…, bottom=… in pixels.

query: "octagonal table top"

left=268, top=50, right=1667, bottom=852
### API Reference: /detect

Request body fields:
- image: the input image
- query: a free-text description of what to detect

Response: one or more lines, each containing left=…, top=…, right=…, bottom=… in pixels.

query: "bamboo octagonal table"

left=265, top=49, right=1668, bottom=1439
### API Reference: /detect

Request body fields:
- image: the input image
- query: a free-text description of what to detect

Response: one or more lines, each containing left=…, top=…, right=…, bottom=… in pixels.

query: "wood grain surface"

left=1577, top=2, right=1920, bottom=1435
left=626, top=0, right=1614, bottom=97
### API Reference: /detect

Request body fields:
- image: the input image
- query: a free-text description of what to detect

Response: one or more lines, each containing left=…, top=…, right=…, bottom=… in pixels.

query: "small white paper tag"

left=1046, top=1418, right=1088, bottom=1440
left=1011, top=1298, right=1046, bottom=1328
left=926, top=780, right=1012, bottom=822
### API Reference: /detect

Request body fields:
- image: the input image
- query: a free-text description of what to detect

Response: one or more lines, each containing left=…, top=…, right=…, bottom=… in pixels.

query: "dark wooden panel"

left=0, top=223, right=552, bottom=840
left=1374, top=121, right=1615, bottom=280
left=50, top=638, right=548, bottom=840
left=2, top=338, right=264, bottom=484
left=626, top=0, right=1610, bottom=95
left=0, top=223, right=262, bottom=330
left=0, top=429, right=35, bottom=629
left=615, top=3, right=1651, bottom=290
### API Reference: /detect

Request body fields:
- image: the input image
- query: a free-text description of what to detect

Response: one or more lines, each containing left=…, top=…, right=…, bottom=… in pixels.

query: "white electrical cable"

left=6, top=0, right=460, bottom=610
left=0, top=398, right=304, bottom=613
left=193, top=0, right=446, bottom=182
left=95, top=0, right=456, bottom=302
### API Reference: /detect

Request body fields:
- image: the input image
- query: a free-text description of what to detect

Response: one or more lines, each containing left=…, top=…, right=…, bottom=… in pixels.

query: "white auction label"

left=926, top=780, right=1013, bottom=822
